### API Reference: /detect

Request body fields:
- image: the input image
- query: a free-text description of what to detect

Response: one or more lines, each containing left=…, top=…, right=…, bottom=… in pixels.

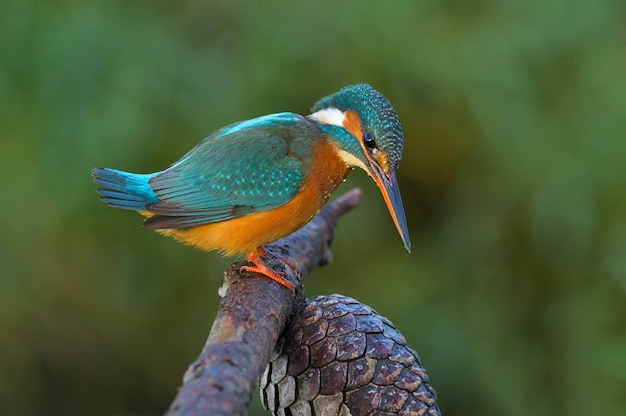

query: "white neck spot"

left=308, top=107, right=346, bottom=127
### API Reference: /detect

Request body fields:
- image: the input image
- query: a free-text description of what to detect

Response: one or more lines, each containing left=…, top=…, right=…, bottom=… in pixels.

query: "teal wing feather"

left=143, top=112, right=319, bottom=229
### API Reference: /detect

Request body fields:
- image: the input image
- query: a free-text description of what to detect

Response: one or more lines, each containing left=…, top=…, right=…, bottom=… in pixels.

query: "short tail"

left=92, top=167, right=159, bottom=210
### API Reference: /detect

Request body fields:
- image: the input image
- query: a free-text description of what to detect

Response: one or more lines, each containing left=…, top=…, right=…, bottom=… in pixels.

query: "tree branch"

left=166, top=189, right=362, bottom=416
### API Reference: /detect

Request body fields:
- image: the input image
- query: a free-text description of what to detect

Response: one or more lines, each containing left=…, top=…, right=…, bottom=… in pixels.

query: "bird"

left=92, top=84, right=410, bottom=290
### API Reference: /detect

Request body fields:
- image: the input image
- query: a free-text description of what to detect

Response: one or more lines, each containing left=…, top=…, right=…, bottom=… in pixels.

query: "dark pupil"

left=363, top=132, right=376, bottom=148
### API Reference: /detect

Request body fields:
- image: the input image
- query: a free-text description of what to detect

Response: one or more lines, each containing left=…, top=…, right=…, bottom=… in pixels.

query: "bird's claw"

left=240, top=249, right=297, bottom=292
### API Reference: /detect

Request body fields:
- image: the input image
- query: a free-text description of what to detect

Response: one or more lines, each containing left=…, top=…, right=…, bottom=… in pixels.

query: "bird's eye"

left=363, top=132, right=376, bottom=148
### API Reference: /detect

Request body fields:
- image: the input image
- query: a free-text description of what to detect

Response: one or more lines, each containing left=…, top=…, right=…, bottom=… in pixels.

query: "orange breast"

left=151, top=139, right=350, bottom=256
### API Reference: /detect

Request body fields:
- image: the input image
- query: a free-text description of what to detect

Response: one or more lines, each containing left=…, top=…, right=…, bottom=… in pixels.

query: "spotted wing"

left=143, top=113, right=317, bottom=229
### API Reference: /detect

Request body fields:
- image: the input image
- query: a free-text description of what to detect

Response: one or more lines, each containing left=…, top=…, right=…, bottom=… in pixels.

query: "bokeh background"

left=1, top=0, right=625, bottom=415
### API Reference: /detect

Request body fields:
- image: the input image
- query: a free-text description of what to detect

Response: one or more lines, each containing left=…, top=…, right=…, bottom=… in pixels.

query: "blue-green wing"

left=143, top=113, right=316, bottom=229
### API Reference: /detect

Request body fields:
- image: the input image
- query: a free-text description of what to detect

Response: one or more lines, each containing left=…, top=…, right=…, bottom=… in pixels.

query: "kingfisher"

left=93, top=84, right=410, bottom=290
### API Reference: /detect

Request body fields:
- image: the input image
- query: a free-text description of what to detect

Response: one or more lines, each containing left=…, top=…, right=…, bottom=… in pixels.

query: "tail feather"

left=92, top=167, right=159, bottom=211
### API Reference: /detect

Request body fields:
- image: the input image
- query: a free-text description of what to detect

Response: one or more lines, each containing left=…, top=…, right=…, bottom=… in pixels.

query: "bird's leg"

left=257, top=246, right=299, bottom=272
left=240, top=248, right=296, bottom=291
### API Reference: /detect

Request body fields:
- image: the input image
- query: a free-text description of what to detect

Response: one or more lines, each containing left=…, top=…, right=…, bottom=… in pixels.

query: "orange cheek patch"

left=344, top=110, right=390, bottom=174
left=375, top=152, right=389, bottom=173
left=343, top=110, right=363, bottom=141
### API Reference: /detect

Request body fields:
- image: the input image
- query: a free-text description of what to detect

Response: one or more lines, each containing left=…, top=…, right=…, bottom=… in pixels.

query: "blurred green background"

left=1, top=0, right=625, bottom=414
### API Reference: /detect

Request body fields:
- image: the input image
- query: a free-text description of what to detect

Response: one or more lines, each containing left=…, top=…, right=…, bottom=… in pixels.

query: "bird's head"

left=309, top=83, right=410, bottom=252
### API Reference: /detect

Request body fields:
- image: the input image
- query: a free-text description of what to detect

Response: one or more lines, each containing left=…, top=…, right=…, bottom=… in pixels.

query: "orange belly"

left=146, top=140, right=350, bottom=256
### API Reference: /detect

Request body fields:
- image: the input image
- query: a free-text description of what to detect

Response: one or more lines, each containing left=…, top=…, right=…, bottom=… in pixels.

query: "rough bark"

left=166, top=189, right=363, bottom=416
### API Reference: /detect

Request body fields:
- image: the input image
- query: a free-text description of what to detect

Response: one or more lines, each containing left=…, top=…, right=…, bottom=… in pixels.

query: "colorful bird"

left=93, top=84, right=410, bottom=290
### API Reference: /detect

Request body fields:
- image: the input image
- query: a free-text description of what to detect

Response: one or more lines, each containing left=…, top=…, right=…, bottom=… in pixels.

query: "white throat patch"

left=334, top=147, right=371, bottom=175
left=308, top=107, right=346, bottom=127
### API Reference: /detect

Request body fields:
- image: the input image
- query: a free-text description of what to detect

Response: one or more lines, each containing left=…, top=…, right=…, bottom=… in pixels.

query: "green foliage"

left=1, top=0, right=624, bottom=414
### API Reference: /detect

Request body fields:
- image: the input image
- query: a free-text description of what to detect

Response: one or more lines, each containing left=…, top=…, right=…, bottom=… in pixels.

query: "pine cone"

left=260, top=294, right=441, bottom=415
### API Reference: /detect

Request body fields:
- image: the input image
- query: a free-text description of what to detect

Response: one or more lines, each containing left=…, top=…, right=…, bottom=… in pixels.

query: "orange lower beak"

left=372, top=168, right=411, bottom=252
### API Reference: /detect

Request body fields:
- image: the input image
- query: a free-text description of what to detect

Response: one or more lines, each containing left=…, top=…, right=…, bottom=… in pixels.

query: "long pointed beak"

left=371, top=167, right=411, bottom=252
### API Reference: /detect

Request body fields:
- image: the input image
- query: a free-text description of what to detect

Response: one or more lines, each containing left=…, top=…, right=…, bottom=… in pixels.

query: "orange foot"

left=240, top=247, right=296, bottom=291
